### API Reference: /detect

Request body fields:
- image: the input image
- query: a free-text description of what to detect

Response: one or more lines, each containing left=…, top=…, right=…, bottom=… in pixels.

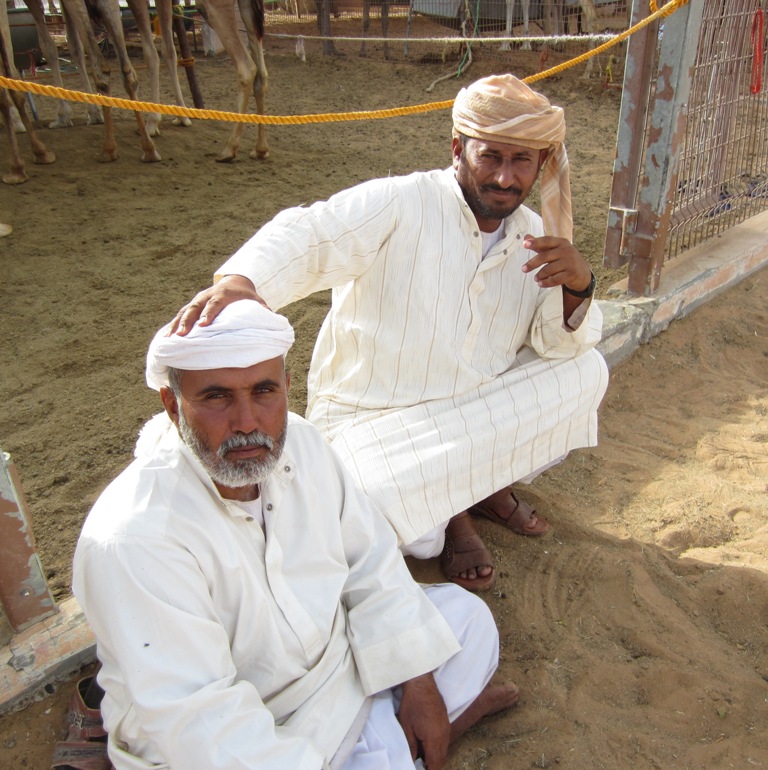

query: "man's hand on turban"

left=169, top=274, right=268, bottom=337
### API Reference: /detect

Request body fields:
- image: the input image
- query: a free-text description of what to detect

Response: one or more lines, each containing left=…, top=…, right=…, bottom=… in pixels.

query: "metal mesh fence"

left=257, top=0, right=630, bottom=76
left=667, top=0, right=768, bottom=258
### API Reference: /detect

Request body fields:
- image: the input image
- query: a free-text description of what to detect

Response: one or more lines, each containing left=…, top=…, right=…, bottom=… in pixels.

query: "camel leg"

left=501, top=0, right=530, bottom=51
left=24, top=0, right=73, bottom=127
left=248, top=42, right=268, bottom=160
left=202, top=0, right=256, bottom=161
left=501, top=0, right=514, bottom=51
left=579, top=0, right=597, bottom=79
left=59, top=0, right=120, bottom=159
left=10, top=88, right=55, bottom=165
left=1, top=89, right=29, bottom=184
left=0, top=3, right=55, bottom=183
left=156, top=0, right=192, bottom=126
left=237, top=0, right=269, bottom=159
left=1, top=87, right=56, bottom=184
left=521, top=0, right=530, bottom=50
left=89, top=0, right=161, bottom=162
left=61, top=4, right=104, bottom=125
left=126, top=0, right=162, bottom=136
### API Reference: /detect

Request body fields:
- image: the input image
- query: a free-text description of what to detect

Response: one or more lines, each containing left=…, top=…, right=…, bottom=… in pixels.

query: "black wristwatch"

left=563, top=272, right=596, bottom=298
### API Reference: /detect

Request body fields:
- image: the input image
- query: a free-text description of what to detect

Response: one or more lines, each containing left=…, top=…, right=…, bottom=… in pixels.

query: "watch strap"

left=563, top=272, right=596, bottom=298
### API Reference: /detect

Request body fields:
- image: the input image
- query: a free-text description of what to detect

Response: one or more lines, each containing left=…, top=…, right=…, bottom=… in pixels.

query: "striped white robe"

left=219, top=168, right=609, bottom=544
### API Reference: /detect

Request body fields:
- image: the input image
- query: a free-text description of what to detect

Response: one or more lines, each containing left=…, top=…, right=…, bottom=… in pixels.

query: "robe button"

left=266, top=503, right=273, bottom=511
left=284, top=465, right=291, bottom=472
left=245, top=516, right=254, bottom=522
left=473, top=231, right=479, bottom=237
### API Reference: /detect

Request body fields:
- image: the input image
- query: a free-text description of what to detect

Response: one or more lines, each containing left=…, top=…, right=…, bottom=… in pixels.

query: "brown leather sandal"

left=469, top=487, right=550, bottom=537
left=440, top=513, right=497, bottom=592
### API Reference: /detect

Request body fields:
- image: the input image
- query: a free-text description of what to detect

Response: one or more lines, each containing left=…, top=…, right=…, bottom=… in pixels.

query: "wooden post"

left=0, top=450, right=57, bottom=633
left=172, top=1, right=204, bottom=109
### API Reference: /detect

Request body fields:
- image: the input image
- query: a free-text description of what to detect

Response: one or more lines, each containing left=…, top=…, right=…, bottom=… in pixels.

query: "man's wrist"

left=563, top=271, right=596, bottom=298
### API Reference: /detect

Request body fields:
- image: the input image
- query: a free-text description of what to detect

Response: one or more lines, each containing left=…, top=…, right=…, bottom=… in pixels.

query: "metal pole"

left=0, top=450, right=57, bottom=633
left=603, top=0, right=658, bottom=269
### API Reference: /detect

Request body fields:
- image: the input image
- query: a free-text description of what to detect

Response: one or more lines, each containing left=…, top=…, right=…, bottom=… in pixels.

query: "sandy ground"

left=1, top=27, right=767, bottom=769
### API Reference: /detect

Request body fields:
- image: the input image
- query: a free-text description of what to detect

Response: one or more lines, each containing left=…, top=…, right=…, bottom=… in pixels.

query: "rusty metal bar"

left=603, top=0, right=658, bottom=269
left=0, top=450, right=57, bottom=633
left=626, top=0, right=705, bottom=296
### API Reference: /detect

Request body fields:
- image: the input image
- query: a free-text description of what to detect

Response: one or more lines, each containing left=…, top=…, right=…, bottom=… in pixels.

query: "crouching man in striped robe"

left=170, top=74, right=610, bottom=592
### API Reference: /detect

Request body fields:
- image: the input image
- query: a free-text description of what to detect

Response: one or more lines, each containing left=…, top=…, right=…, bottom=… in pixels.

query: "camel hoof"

left=172, top=117, right=192, bottom=127
left=33, top=152, right=56, bottom=165
left=0, top=223, right=12, bottom=237
left=97, top=151, right=118, bottom=163
left=141, top=150, right=162, bottom=163
left=216, top=152, right=237, bottom=163
left=49, top=117, right=74, bottom=129
left=3, top=172, right=29, bottom=185
left=249, top=149, right=269, bottom=160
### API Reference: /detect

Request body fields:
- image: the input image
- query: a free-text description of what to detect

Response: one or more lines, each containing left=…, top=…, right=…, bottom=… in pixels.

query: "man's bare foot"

left=450, top=681, right=520, bottom=743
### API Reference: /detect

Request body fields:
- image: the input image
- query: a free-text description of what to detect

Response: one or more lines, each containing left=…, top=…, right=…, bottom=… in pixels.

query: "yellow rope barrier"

left=0, top=0, right=688, bottom=126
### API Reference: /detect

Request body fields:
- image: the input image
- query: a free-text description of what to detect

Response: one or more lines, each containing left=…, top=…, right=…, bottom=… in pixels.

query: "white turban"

left=452, top=74, right=573, bottom=241
left=146, top=300, right=295, bottom=391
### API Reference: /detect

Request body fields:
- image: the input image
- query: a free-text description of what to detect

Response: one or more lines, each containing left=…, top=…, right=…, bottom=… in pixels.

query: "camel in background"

left=501, top=0, right=531, bottom=51
left=1, top=0, right=55, bottom=184
left=197, top=0, right=269, bottom=161
left=360, top=0, right=390, bottom=59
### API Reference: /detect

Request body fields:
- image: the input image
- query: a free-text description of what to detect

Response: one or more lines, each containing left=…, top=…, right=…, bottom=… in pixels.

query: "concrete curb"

left=597, top=209, right=768, bottom=369
left=1, top=212, right=767, bottom=715
left=0, top=597, right=95, bottom=714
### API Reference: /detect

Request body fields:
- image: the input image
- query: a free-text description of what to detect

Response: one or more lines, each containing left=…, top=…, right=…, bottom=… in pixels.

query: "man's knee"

left=401, top=523, right=447, bottom=559
left=424, top=583, right=498, bottom=649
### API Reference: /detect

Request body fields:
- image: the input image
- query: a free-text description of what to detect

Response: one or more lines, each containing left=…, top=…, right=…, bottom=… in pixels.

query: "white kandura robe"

left=73, top=412, right=462, bottom=770
left=219, top=168, right=609, bottom=545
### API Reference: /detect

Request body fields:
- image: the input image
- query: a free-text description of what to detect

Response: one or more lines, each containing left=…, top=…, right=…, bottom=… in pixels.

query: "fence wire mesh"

left=667, top=0, right=768, bottom=258
left=259, top=0, right=629, bottom=78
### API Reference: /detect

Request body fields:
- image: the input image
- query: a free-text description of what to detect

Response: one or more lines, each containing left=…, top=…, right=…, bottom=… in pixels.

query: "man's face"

left=452, top=136, right=546, bottom=232
left=160, top=357, right=290, bottom=501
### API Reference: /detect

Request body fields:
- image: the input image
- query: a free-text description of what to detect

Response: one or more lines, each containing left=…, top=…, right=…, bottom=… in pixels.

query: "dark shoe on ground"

left=440, top=512, right=497, bottom=591
left=51, top=674, right=112, bottom=770
left=469, top=486, right=550, bottom=537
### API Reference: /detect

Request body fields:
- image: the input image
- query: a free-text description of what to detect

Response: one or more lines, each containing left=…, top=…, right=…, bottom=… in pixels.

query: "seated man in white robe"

left=169, top=74, right=610, bottom=592
left=72, top=300, right=518, bottom=770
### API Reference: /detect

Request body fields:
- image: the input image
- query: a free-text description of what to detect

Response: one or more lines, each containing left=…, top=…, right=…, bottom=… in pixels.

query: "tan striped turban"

left=146, top=300, right=295, bottom=391
left=452, top=74, right=572, bottom=241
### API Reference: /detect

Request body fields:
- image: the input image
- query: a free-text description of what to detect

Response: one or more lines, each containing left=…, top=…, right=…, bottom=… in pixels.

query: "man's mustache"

left=219, top=431, right=275, bottom=457
left=482, top=183, right=523, bottom=195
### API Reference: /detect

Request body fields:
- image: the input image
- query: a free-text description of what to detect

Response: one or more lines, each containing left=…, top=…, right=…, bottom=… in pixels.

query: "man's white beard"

left=178, top=407, right=287, bottom=489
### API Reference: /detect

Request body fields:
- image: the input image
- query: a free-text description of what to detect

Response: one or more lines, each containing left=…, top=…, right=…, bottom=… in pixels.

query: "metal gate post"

left=604, top=0, right=707, bottom=295
left=628, top=0, right=706, bottom=295
left=603, top=0, right=659, bottom=270
left=0, top=450, right=57, bottom=632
